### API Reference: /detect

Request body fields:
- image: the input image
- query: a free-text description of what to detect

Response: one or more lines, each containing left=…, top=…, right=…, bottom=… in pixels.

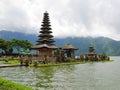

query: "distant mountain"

left=0, top=30, right=120, bottom=56
left=0, top=30, right=37, bottom=44
left=55, top=37, right=120, bottom=56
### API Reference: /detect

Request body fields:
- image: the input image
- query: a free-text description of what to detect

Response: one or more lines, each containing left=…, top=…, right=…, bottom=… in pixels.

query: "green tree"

left=11, top=39, right=21, bottom=52
left=0, top=39, right=13, bottom=55
left=0, top=38, right=6, bottom=54
left=12, top=39, right=32, bottom=53
left=0, top=38, right=32, bottom=55
left=5, top=40, right=13, bottom=54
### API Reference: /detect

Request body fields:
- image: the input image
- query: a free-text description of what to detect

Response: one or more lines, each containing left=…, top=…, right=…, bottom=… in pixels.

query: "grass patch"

left=87, top=60, right=113, bottom=62
left=29, top=61, right=86, bottom=67
left=0, top=77, right=33, bottom=90
left=3, top=60, right=20, bottom=64
left=0, top=57, right=19, bottom=61
left=29, top=60, right=113, bottom=67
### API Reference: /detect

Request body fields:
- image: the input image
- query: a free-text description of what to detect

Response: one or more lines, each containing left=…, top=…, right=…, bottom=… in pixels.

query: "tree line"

left=0, top=38, right=32, bottom=55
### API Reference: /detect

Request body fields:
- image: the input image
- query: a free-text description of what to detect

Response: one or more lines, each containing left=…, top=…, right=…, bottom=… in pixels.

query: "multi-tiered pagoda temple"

left=36, top=12, right=55, bottom=45
left=31, top=12, right=58, bottom=57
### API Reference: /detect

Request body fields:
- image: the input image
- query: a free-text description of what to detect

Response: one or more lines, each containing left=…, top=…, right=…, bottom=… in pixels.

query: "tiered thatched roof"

left=31, top=44, right=59, bottom=49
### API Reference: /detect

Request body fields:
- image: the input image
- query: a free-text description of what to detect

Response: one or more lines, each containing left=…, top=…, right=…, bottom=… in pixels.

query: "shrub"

left=0, top=78, right=33, bottom=90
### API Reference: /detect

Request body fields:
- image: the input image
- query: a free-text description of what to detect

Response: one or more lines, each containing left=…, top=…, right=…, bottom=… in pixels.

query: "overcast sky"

left=0, top=0, right=120, bottom=40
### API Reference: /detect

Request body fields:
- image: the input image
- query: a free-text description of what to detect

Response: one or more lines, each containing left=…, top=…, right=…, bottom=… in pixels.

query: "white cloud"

left=0, top=0, right=120, bottom=40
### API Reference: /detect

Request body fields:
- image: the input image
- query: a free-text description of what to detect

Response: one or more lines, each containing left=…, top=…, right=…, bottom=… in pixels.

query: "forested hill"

left=0, top=30, right=120, bottom=56
left=55, top=37, right=120, bottom=56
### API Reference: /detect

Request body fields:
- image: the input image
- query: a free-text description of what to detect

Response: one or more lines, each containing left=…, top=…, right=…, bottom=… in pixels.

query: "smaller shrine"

left=80, top=44, right=110, bottom=61
left=87, top=43, right=96, bottom=57
left=63, top=44, right=78, bottom=58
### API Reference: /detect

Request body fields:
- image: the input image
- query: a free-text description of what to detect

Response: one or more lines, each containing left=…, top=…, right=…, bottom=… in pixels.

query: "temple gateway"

left=31, top=12, right=78, bottom=61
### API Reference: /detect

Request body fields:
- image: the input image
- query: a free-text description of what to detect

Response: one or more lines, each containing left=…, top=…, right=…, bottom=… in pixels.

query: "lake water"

left=0, top=56, right=120, bottom=90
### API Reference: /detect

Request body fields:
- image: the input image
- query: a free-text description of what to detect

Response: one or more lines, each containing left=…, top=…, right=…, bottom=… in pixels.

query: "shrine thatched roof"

left=63, top=44, right=78, bottom=50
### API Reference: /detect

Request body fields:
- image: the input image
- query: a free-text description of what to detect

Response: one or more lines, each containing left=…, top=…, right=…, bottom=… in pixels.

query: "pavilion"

left=63, top=44, right=78, bottom=58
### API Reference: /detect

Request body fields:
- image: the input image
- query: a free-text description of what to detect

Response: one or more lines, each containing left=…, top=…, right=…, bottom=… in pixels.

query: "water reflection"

left=33, top=65, right=75, bottom=90
left=34, top=67, right=55, bottom=89
left=0, top=57, right=120, bottom=90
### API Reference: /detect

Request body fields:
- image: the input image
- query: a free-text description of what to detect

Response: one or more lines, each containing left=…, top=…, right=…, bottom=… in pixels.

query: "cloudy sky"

left=0, top=0, right=120, bottom=40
